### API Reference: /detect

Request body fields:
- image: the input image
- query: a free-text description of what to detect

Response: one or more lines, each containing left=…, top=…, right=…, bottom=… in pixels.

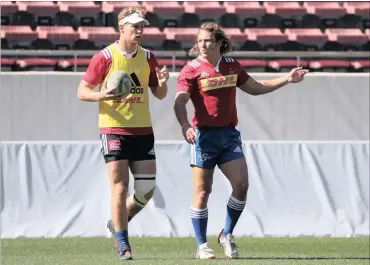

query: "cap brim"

left=126, top=17, right=150, bottom=26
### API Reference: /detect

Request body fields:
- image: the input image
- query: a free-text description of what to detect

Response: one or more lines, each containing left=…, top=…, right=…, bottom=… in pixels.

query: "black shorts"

left=100, top=134, right=156, bottom=163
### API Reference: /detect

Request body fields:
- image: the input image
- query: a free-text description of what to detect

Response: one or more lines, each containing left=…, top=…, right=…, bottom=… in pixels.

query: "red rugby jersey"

left=176, top=56, right=250, bottom=129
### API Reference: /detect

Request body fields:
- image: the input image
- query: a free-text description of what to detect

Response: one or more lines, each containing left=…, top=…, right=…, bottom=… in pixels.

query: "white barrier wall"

left=1, top=141, right=369, bottom=238
left=0, top=73, right=369, bottom=141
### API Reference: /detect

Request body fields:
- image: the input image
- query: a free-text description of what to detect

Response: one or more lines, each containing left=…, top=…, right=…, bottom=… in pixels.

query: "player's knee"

left=233, top=179, right=249, bottom=194
left=132, top=174, right=156, bottom=208
left=195, top=186, right=212, bottom=202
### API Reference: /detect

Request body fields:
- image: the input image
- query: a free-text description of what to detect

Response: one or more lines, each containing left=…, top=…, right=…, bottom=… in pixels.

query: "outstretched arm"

left=240, top=67, right=309, bottom=96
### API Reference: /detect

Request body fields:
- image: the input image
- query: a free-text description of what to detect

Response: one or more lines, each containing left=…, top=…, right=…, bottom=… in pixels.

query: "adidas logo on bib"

left=233, top=146, right=243, bottom=153
left=148, top=148, right=155, bottom=155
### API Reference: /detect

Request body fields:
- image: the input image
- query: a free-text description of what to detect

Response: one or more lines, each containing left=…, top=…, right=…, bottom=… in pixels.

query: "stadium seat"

left=57, top=1, right=102, bottom=27
left=1, top=25, right=38, bottom=48
left=101, top=1, right=141, bottom=14
left=264, top=1, right=306, bottom=17
left=267, top=59, right=309, bottom=72
left=304, top=2, right=347, bottom=17
left=163, top=28, right=197, bottom=50
left=309, top=60, right=351, bottom=72
left=58, top=58, right=90, bottom=71
left=244, top=28, right=288, bottom=50
left=17, top=1, right=59, bottom=26
left=285, top=28, right=328, bottom=50
left=157, top=58, right=187, bottom=72
left=0, top=58, right=15, bottom=71
left=1, top=1, right=19, bottom=25
left=264, top=2, right=306, bottom=28
left=325, top=28, right=368, bottom=50
left=343, top=2, right=370, bottom=18
left=15, top=58, right=57, bottom=71
left=179, top=13, right=201, bottom=28
left=78, top=26, right=118, bottom=48
left=36, top=26, right=80, bottom=49
left=142, top=1, right=185, bottom=28
left=223, top=2, right=266, bottom=28
left=238, top=59, right=268, bottom=72
left=222, top=28, right=245, bottom=50
left=140, top=27, right=167, bottom=49
left=304, top=2, right=347, bottom=28
left=183, top=1, right=226, bottom=21
left=350, top=60, right=370, bottom=72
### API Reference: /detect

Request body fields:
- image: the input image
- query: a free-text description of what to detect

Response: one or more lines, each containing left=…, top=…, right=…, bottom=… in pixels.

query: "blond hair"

left=191, top=22, right=232, bottom=55
left=117, top=6, right=147, bottom=23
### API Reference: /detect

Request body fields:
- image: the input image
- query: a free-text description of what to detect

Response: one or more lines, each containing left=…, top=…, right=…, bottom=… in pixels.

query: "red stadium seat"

left=183, top=1, right=226, bottom=18
left=268, top=60, right=309, bottom=72
left=222, top=28, right=245, bottom=49
left=238, top=59, right=268, bottom=72
left=325, top=28, right=368, bottom=45
left=343, top=2, right=370, bottom=17
left=285, top=28, right=328, bottom=45
left=142, top=1, right=185, bottom=18
left=57, top=1, right=100, bottom=16
left=164, top=28, right=197, bottom=49
left=263, top=2, right=306, bottom=17
left=1, top=1, right=19, bottom=14
left=244, top=28, right=287, bottom=45
left=101, top=1, right=141, bottom=14
left=78, top=26, right=118, bottom=44
left=309, top=60, right=350, bottom=72
left=304, top=2, right=347, bottom=17
left=16, top=58, right=57, bottom=71
left=157, top=59, right=187, bottom=71
left=141, top=27, right=166, bottom=44
left=224, top=2, right=266, bottom=16
left=1, top=25, right=38, bottom=43
left=350, top=60, right=370, bottom=71
left=0, top=58, right=15, bottom=71
left=17, top=1, right=59, bottom=16
left=366, top=28, right=370, bottom=39
left=58, top=58, right=90, bottom=71
left=36, top=26, right=80, bottom=44
left=1, top=2, right=18, bottom=25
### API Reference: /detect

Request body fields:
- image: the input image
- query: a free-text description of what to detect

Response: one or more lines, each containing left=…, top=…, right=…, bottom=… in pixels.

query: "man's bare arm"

left=174, top=91, right=191, bottom=128
left=239, top=67, right=309, bottom=96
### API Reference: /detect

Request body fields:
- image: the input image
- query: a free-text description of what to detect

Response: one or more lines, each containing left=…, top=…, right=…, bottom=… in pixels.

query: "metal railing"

left=1, top=50, right=369, bottom=72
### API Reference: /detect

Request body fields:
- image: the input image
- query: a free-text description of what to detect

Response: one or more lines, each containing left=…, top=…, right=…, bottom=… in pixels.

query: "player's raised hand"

left=156, top=65, right=169, bottom=85
left=287, top=67, right=309, bottom=83
left=182, top=123, right=197, bottom=144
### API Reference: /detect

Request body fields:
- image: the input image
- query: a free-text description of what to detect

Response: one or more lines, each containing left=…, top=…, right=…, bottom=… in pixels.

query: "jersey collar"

left=198, top=56, right=222, bottom=72
left=115, top=41, right=138, bottom=58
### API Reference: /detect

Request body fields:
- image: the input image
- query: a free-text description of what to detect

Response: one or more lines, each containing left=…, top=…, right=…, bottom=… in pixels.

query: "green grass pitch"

left=2, top=237, right=369, bottom=265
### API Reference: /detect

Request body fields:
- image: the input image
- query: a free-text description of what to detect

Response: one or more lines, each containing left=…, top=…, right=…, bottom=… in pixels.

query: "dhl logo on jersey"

left=200, top=74, right=238, bottom=92
left=113, top=95, right=144, bottom=104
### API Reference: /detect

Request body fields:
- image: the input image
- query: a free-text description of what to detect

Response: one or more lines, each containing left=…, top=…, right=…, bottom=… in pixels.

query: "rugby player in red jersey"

left=174, top=22, right=308, bottom=259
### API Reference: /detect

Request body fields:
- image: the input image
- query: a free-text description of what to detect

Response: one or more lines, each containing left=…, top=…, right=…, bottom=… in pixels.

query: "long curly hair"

left=191, top=22, right=232, bottom=56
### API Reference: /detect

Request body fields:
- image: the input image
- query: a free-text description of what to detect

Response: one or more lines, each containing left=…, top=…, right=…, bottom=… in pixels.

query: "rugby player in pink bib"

left=174, top=22, right=308, bottom=259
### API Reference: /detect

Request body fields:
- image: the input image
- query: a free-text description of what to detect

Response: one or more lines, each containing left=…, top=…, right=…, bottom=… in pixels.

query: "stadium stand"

left=1, top=1, right=369, bottom=72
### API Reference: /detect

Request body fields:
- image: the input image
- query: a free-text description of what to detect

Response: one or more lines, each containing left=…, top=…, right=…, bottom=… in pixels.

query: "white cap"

left=118, top=12, right=149, bottom=26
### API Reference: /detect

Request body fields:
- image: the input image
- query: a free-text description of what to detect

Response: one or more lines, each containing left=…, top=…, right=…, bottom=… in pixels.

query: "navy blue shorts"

left=189, top=127, right=245, bottom=169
